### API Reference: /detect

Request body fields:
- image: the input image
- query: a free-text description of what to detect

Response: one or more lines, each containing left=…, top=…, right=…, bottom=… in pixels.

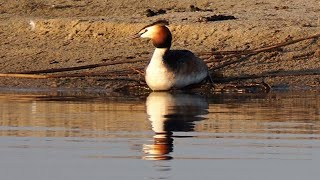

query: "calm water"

left=0, top=90, right=319, bottom=180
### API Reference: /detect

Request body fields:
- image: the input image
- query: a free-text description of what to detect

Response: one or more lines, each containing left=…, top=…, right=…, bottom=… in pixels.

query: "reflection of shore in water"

left=143, top=92, right=208, bottom=160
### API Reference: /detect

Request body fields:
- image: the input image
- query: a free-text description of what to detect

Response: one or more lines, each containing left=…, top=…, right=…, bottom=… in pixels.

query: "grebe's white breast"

left=145, top=48, right=175, bottom=91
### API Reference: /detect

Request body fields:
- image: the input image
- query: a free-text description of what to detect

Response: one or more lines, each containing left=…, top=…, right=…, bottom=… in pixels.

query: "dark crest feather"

left=141, top=20, right=169, bottom=30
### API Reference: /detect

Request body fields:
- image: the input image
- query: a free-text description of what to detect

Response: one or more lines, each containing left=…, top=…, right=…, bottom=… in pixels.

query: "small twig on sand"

left=9, top=59, right=145, bottom=74
left=0, top=73, right=48, bottom=79
left=0, top=71, right=142, bottom=82
left=209, top=54, right=254, bottom=71
left=130, top=67, right=145, bottom=76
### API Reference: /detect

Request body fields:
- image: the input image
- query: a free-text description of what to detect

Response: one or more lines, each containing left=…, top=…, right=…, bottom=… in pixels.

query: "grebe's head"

left=132, top=20, right=172, bottom=48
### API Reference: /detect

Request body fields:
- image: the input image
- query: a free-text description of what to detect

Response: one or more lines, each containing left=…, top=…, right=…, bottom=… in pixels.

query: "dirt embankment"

left=0, top=0, right=319, bottom=93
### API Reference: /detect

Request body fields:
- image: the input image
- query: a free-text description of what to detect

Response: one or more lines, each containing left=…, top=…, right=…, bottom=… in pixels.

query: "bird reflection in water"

left=143, top=92, right=208, bottom=160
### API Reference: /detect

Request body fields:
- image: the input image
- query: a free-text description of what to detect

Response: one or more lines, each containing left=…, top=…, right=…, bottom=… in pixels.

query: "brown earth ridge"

left=0, top=0, right=319, bottom=93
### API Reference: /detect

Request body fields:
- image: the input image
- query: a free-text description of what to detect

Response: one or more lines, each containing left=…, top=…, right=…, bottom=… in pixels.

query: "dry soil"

left=0, top=0, right=319, bottom=93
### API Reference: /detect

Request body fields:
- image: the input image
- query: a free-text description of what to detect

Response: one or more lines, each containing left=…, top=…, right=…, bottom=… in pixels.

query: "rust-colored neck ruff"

left=152, top=26, right=172, bottom=49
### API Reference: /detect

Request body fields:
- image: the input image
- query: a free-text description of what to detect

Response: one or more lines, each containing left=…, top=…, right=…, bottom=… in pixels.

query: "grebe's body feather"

left=146, top=48, right=208, bottom=90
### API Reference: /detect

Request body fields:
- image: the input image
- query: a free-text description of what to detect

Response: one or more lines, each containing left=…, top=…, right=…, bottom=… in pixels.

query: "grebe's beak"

left=129, top=33, right=141, bottom=39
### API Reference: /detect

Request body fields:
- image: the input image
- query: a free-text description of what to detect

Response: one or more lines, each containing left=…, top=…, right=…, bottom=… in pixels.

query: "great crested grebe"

left=132, top=20, right=209, bottom=91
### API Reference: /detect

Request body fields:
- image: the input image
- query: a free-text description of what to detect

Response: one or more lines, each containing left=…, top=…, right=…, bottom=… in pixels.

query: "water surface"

left=0, top=90, right=319, bottom=180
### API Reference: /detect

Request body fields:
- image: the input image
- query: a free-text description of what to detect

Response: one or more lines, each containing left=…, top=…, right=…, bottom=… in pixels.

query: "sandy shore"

left=0, top=0, right=319, bottom=93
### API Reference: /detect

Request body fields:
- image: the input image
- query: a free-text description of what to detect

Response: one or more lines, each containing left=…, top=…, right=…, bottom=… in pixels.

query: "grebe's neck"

left=152, top=48, right=169, bottom=59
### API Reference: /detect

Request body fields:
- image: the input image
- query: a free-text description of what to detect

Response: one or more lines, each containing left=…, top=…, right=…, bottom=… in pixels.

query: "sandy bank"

left=0, top=0, right=319, bottom=92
